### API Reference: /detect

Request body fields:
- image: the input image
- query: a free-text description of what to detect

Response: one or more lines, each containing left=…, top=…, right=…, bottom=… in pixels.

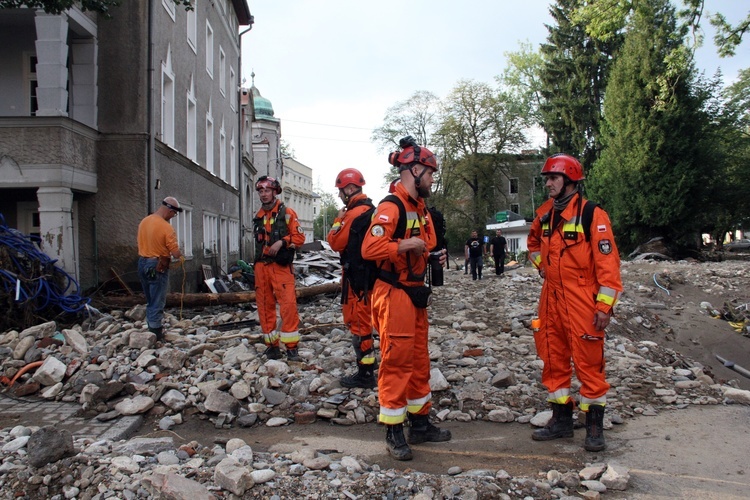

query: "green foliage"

left=0, top=0, right=193, bottom=17
left=711, top=11, right=750, bottom=57
left=539, top=0, right=621, bottom=171
left=588, top=0, right=713, bottom=250
left=312, top=191, right=340, bottom=241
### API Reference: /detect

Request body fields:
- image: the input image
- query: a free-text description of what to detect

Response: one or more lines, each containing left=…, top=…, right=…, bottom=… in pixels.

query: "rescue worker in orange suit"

left=327, top=168, right=377, bottom=388
left=527, top=153, right=622, bottom=452
left=361, top=136, right=450, bottom=461
left=253, top=176, right=306, bottom=362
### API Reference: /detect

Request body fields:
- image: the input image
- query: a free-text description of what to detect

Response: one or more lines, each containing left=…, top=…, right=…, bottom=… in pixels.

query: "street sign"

left=495, top=211, right=508, bottom=222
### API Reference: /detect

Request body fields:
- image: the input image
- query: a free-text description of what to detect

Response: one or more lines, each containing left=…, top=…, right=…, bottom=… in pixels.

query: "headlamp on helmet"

left=388, top=136, right=438, bottom=172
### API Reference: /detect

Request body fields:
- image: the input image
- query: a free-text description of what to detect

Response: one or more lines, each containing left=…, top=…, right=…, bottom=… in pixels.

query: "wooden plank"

left=110, top=268, right=134, bottom=296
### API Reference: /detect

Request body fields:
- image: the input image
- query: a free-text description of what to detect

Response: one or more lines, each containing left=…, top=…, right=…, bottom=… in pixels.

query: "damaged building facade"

left=0, top=1, right=277, bottom=294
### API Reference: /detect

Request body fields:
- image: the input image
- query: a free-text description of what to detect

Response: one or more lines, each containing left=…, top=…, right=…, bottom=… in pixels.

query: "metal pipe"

left=715, top=354, right=750, bottom=380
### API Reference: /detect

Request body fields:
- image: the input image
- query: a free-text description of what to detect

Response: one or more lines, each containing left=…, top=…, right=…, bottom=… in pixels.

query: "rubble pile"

left=0, top=259, right=748, bottom=498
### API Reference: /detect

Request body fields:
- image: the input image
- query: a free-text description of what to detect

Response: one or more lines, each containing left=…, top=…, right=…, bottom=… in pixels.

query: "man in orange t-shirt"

left=137, top=196, right=184, bottom=341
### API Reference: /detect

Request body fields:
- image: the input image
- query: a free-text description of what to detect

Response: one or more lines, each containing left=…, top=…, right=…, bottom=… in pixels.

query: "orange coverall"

left=254, top=199, right=306, bottom=349
left=527, top=193, right=622, bottom=410
left=361, top=183, right=437, bottom=425
left=326, top=192, right=376, bottom=367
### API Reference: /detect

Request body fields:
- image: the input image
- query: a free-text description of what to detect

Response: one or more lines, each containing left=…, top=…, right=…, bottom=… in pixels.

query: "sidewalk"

left=0, top=393, right=142, bottom=442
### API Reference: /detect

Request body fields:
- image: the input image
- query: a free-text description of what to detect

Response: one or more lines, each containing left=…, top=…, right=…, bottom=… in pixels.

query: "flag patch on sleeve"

left=597, top=224, right=607, bottom=233
left=378, top=214, right=390, bottom=223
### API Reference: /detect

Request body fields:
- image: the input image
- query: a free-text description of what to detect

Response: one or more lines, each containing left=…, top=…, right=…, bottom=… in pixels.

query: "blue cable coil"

left=0, top=213, right=90, bottom=315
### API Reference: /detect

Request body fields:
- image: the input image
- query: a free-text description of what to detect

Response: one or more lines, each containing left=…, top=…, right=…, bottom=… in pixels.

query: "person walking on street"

left=253, top=176, right=306, bottom=362
left=527, top=153, right=622, bottom=452
left=489, top=229, right=507, bottom=276
left=361, top=136, right=451, bottom=461
left=465, top=230, right=485, bottom=280
left=137, top=196, right=184, bottom=342
left=327, top=168, right=377, bottom=389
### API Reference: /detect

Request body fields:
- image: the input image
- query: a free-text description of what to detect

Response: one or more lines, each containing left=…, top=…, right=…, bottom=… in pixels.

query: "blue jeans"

left=138, top=257, right=169, bottom=329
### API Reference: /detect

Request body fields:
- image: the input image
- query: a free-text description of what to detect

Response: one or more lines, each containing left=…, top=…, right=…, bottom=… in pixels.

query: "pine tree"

left=588, top=0, right=713, bottom=251
left=539, top=0, right=620, bottom=171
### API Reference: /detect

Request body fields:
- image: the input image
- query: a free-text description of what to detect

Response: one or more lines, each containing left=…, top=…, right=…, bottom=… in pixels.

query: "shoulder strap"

left=380, top=194, right=407, bottom=239
left=351, top=197, right=374, bottom=210
left=582, top=200, right=600, bottom=242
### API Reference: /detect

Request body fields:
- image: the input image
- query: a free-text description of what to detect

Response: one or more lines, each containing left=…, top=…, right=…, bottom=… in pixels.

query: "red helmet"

left=334, top=168, right=366, bottom=189
left=541, top=153, right=585, bottom=181
left=388, top=136, right=438, bottom=171
left=255, top=176, right=282, bottom=194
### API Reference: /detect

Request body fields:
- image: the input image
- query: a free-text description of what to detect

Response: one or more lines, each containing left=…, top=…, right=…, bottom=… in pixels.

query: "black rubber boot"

left=386, top=424, right=413, bottom=461
left=407, top=413, right=452, bottom=444
left=532, top=402, right=575, bottom=441
left=340, top=365, right=376, bottom=389
left=148, top=326, right=164, bottom=342
left=584, top=404, right=606, bottom=452
left=264, top=345, right=282, bottom=360
left=286, top=348, right=302, bottom=362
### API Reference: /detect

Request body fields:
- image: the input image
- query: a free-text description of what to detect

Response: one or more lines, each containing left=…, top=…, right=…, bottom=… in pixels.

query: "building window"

left=230, top=136, right=236, bottom=188
left=187, top=0, right=197, bottom=53
left=203, top=213, right=218, bottom=256
left=509, top=178, right=519, bottom=194
left=206, top=108, right=214, bottom=174
left=508, top=238, right=519, bottom=255
left=162, top=0, right=175, bottom=20
left=219, top=119, right=226, bottom=181
left=205, top=21, right=214, bottom=78
left=161, top=48, right=175, bottom=147
left=24, top=53, right=38, bottom=116
left=171, top=207, right=193, bottom=258
left=219, top=46, right=226, bottom=97
left=229, top=66, right=236, bottom=111
left=228, top=219, right=239, bottom=253
left=187, top=78, right=197, bottom=162
left=510, top=203, right=520, bottom=214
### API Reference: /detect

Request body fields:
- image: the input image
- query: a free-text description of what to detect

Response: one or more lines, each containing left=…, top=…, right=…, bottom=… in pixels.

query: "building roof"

left=232, top=0, right=253, bottom=26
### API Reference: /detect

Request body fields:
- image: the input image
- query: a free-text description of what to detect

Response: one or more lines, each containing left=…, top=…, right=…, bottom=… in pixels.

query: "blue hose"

left=0, top=213, right=90, bottom=318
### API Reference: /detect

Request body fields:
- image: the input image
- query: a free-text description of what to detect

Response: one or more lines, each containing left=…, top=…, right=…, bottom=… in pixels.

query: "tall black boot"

left=532, top=402, right=574, bottom=441
left=385, top=424, right=412, bottom=461
left=407, top=413, right=452, bottom=444
left=340, top=364, right=376, bottom=389
left=584, top=404, right=606, bottom=451
left=148, top=326, right=164, bottom=342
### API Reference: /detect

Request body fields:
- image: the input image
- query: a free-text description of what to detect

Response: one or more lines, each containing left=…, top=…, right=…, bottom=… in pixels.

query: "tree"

left=0, top=0, right=192, bottom=16
left=371, top=90, right=441, bottom=186
left=588, top=0, right=713, bottom=250
left=539, top=0, right=621, bottom=172
left=698, top=70, right=750, bottom=245
left=313, top=191, right=339, bottom=241
left=710, top=10, right=749, bottom=57
left=436, top=79, right=530, bottom=232
left=500, top=41, right=545, bottom=131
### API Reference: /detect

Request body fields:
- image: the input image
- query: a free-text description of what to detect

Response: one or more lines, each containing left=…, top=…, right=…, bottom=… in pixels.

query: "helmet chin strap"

left=342, top=187, right=361, bottom=205
left=411, top=165, right=430, bottom=188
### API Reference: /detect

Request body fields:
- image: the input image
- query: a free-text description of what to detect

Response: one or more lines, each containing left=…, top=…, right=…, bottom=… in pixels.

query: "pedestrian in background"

left=327, top=168, right=377, bottom=389
left=464, top=230, right=485, bottom=280
left=253, top=176, right=306, bottom=362
left=361, top=136, right=451, bottom=461
left=527, top=153, right=622, bottom=452
left=489, top=228, right=507, bottom=276
left=137, top=196, right=184, bottom=342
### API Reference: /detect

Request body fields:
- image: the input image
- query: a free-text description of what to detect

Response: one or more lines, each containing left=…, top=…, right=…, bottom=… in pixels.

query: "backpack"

left=342, top=195, right=406, bottom=301
left=581, top=200, right=600, bottom=242
left=428, top=206, right=447, bottom=251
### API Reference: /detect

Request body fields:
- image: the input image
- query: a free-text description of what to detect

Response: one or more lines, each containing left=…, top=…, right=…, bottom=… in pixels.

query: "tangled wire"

left=0, top=213, right=90, bottom=331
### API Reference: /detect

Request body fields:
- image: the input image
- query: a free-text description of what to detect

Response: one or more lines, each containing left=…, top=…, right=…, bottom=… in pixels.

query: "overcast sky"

left=241, top=0, right=747, bottom=206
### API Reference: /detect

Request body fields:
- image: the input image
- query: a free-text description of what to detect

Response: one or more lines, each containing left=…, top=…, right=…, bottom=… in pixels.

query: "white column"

left=70, top=38, right=98, bottom=128
left=34, top=12, right=69, bottom=117
left=36, top=187, right=77, bottom=282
